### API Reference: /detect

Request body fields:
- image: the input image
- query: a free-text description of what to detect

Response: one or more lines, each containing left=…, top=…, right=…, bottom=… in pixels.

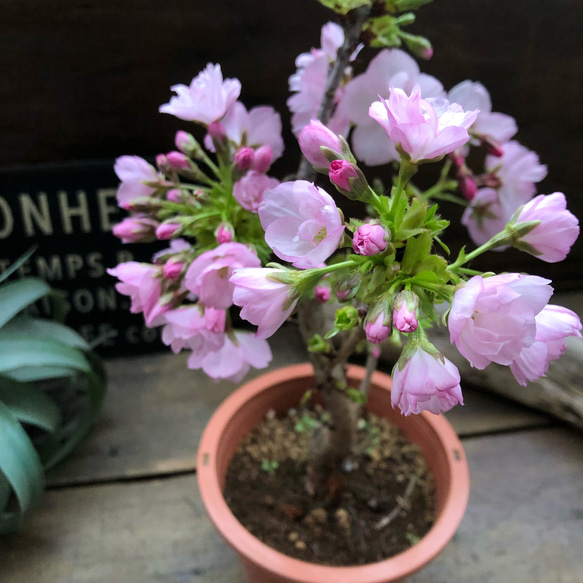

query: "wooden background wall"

left=1, top=0, right=582, bottom=287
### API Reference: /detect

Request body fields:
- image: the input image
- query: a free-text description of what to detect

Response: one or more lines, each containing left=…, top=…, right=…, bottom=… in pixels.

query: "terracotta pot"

left=197, top=363, right=470, bottom=583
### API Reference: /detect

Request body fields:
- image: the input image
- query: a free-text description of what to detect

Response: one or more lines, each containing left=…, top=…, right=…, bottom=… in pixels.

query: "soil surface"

left=224, top=405, right=436, bottom=566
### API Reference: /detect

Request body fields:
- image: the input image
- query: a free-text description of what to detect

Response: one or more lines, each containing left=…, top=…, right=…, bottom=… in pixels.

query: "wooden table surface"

left=1, top=323, right=582, bottom=583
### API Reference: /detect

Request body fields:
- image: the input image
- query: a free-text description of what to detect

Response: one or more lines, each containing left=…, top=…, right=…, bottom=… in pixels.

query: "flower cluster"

left=109, top=10, right=580, bottom=418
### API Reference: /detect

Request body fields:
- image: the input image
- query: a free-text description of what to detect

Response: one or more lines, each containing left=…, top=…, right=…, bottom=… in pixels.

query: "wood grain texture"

left=46, top=321, right=550, bottom=488
left=3, top=427, right=583, bottom=583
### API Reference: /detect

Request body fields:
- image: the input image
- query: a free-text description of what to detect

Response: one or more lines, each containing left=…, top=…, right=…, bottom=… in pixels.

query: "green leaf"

left=346, top=388, right=368, bottom=404
left=0, top=338, right=90, bottom=374
left=0, top=317, right=90, bottom=351
left=5, top=366, right=78, bottom=383
left=401, top=232, right=432, bottom=274
left=0, top=247, right=37, bottom=285
left=0, top=278, right=51, bottom=329
left=0, top=401, right=45, bottom=526
left=0, top=377, right=61, bottom=433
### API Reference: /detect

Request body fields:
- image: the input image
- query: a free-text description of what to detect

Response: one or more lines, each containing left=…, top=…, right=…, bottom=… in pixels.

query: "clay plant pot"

left=197, top=363, right=470, bottom=583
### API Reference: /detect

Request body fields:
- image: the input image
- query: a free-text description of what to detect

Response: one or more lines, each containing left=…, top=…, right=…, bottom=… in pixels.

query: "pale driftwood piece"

left=3, top=427, right=583, bottom=583
left=382, top=292, right=583, bottom=430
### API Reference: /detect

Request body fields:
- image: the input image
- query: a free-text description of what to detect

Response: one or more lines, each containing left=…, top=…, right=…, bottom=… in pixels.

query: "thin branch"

left=374, top=475, right=418, bottom=531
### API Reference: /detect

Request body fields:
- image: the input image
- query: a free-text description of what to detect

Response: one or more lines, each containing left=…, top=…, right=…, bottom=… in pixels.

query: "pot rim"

left=197, top=362, right=469, bottom=583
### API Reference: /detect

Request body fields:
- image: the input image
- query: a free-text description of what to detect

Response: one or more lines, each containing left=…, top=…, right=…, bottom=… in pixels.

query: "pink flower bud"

left=393, top=290, right=419, bottom=333
left=298, top=120, right=342, bottom=169
left=329, top=160, right=359, bottom=192
left=163, top=259, right=185, bottom=280
left=484, top=136, right=504, bottom=157
left=234, top=147, right=255, bottom=171
left=314, top=285, right=331, bottom=303
left=166, top=151, right=191, bottom=170
left=175, top=130, right=196, bottom=154
left=215, top=223, right=234, bottom=244
left=156, top=154, right=168, bottom=170
left=166, top=188, right=182, bottom=202
left=353, top=223, right=388, bottom=256
left=156, top=222, right=181, bottom=240
left=253, top=145, right=273, bottom=173
left=365, top=312, right=391, bottom=344
left=112, top=216, right=158, bottom=243
left=458, top=174, right=477, bottom=201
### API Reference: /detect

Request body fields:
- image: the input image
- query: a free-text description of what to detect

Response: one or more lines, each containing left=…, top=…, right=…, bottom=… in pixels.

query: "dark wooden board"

left=3, top=427, right=582, bottom=583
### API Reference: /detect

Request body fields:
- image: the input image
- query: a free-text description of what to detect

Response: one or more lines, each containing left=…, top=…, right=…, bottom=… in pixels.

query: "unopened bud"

left=156, top=222, right=181, bottom=240
left=393, top=290, right=419, bottom=333
left=175, top=131, right=197, bottom=155
left=253, top=145, right=273, bottom=173
left=234, top=147, right=255, bottom=171
left=166, top=188, right=182, bottom=203
left=215, top=223, right=234, bottom=244
left=166, top=151, right=191, bottom=171
left=353, top=223, right=389, bottom=256
left=163, top=259, right=185, bottom=280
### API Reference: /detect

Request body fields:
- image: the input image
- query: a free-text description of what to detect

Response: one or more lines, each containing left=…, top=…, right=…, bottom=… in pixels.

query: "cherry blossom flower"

left=189, top=331, right=272, bottom=383
left=159, top=63, right=241, bottom=124
left=107, top=262, right=164, bottom=326
left=391, top=347, right=464, bottom=415
left=212, top=101, right=284, bottom=161
left=448, top=273, right=553, bottom=369
left=258, top=180, right=344, bottom=269
left=233, top=172, right=280, bottom=213
left=329, top=160, right=359, bottom=192
left=184, top=242, right=261, bottom=310
left=298, top=120, right=343, bottom=169
left=509, top=304, right=582, bottom=386
left=485, top=141, right=547, bottom=217
left=369, top=86, right=478, bottom=164
left=393, top=291, right=419, bottom=333
left=114, top=156, right=160, bottom=209
left=161, top=305, right=226, bottom=354
left=512, top=192, right=579, bottom=263
left=365, top=312, right=391, bottom=344
left=461, top=187, right=511, bottom=248
left=352, top=223, right=388, bottom=256
left=230, top=267, right=300, bottom=339
left=112, top=216, right=158, bottom=243
left=448, top=80, right=517, bottom=145
left=337, top=49, right=445, bottom=165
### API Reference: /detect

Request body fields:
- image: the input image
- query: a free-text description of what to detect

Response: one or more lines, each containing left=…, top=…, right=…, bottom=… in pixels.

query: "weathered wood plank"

left=3, top=427, right=583, bottom=583
left=46, top=322, right=550, bottom=487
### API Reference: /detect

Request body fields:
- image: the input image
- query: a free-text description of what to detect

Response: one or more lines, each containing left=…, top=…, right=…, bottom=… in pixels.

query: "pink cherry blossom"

left=252, top=145, right=274, bottom=173
left=159, top=63, right=241, bottom=124
left=184, top=242, right=261, bottom=310
left=329, top=160, right=359, bottom=192
left=298, top=120, right=343, bottom=169
left=365, top=312, right=391, bottom=344
left=369, top=86, right=478, bottom=164
left=233, top=172, right=280, bottom=213
left=287, top=23, right=349, bottom=137
left=393, top=291, right=419, bottom=333
left=485, top=141, right=547, bottom=217
left=314, top=285, right=331, bottom=303
left=212, top=102, right=284, bottom=161
left=513, top=192, right=579, bottom=263
left=191, top=331, right=272, bottom=383
left=114, top=156, right=160, bottom=209
left=152, top=237, right=192, bottom=262
left=234, top=147, right=255, bottom=171
left=258, top=180, right=344, bottom=269
left=156, top=222, right=181, bottom=240
left=448, top=80, right=517, bottom=145
left=391, top=348, right=464, bottom=415
left=352, top=223, right=388, bottom=256
left=448, top=273, right=553, bottom=369
left=112, top=216, right=158, bottom=243
left=510, top=304, right=582, bottom=386
left=461, top=188, right=511, bottom=248
left=161, top=305, right=226, bottom=354
left=215, top=223, right=233, bottom=244
left=337, top=49, right=445, bottom=166
left=230, top=268, right=299, bottom=339
left=108, top=262, right=164, bottom=326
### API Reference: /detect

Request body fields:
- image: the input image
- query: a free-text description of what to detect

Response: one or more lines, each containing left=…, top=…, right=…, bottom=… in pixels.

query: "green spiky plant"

left=0, top=249, right=107, bottom=534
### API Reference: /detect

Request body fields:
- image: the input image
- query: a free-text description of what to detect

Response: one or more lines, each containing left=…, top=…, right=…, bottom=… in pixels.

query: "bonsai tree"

left=108, top=0, right=580, bottom=497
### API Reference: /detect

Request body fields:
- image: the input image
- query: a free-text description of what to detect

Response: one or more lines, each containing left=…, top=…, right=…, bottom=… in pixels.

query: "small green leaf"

left=0, top=401, right=45, bottom=525
left=0, top=247, right=37, bottom=285
left=0, top=339, right=90, bottom=374
left=0, top=278, right=51, bottom=329
left=346, top=388, right=368, bottom=404
left=0, top=377, right=61, bottom=434
left=0, top=317, right=90, bottom=351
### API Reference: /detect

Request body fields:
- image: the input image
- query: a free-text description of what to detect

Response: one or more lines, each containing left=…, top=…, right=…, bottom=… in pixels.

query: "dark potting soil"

left=223, top=405, right=436, bottom=566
